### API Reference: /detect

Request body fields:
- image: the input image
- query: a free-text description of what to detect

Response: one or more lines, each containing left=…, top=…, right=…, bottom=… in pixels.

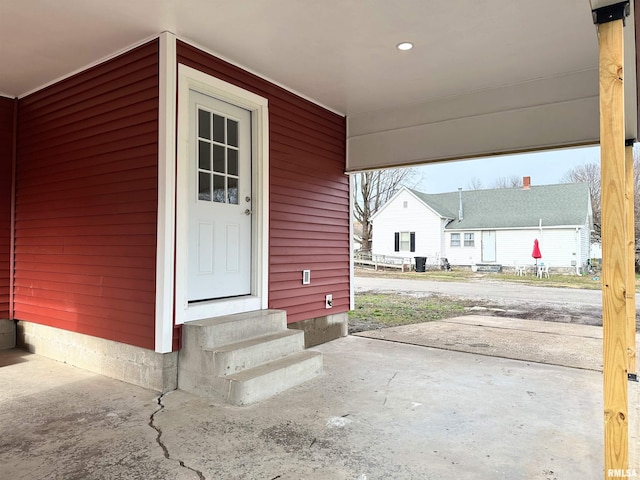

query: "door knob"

left=244, top=209, right=252, bottom=215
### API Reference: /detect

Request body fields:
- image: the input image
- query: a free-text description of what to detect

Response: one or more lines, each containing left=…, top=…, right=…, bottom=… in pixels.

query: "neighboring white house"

left=371, top=179, right=592, bottom=274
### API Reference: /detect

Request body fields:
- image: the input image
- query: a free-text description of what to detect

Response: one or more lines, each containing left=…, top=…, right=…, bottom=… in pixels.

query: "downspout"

left=458, top=188, right=463, bottom=221
left=9, top=98, right=17, bottom=321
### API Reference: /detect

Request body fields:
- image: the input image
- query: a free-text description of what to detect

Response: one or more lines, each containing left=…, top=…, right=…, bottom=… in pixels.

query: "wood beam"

left=598, top=14, right=629, bottom=475
left=625, top=143, right=637, bottom=378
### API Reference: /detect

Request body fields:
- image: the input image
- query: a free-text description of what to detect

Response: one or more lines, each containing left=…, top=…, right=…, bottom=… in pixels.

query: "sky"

left=414, top=145, right=601, bottom=194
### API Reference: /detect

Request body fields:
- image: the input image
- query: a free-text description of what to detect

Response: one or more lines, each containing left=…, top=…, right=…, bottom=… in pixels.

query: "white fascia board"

left=369, top=186, right=445, bottom=223
left=367, top=186, right=406, bottom=223
left=444, top=225, right=584, bottom=231
left=408, top=195, right=452, bottom=220
left=347, top=70, right=600, bottom=171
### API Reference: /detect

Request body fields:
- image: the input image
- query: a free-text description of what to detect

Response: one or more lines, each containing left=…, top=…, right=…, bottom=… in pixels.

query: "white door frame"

left=481, top=230, right=496, bottom=262
left=175, top=64, right=269, bottom=324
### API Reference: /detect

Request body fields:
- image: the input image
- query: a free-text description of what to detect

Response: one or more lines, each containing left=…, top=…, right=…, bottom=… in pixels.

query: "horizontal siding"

left=372, top=190, right=443, bottom=259
left=495, top=229, right=581, bottom=268
left=177, top=41, right=349, bottom=323
left=14, top=40, right=159, bottom=349
left=0, top=97, right=14, bottom=318
left=444, top=230, right=482, bottom=266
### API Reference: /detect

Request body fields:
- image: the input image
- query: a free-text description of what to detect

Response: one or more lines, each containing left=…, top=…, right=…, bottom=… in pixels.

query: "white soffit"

left=347, top=0, right=638, bottom=171
left=0, top=0, right=637, bottom=168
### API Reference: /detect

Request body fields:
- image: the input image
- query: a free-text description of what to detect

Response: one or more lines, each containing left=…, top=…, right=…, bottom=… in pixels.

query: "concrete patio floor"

left=1, top=316, right=637, bottom=480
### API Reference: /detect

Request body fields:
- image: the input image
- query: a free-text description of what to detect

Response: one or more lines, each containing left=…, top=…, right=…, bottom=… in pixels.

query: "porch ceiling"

left=0, top=0, right=636, bottom=169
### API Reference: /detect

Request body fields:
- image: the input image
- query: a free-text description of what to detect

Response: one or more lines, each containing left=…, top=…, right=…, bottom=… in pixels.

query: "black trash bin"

left=414, top=256, right=426, bottom=272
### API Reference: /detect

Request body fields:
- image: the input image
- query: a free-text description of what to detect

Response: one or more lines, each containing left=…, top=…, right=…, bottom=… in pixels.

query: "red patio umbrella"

left=532, top=238, right=542, bottom=269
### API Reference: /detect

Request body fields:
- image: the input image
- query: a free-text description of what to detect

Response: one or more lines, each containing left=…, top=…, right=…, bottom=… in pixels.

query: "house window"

left=394, top=232, right=415, bottom=252
left=450, top=233, right=460, bottom=247
left=403, top=201, right=408, bottom=208
left=464, top=233, right=475, bottom=247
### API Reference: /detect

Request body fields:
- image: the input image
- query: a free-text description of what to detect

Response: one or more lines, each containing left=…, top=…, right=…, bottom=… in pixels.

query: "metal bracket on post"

left=626, top=139, right=636, bottom=147
left=593, top=1, right=630, bottom=26
left=629, top=373, right=638, bottom=381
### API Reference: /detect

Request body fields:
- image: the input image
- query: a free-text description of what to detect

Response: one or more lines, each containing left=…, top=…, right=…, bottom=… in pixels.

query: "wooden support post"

left=598, top=12, right=629, bottom=475
left=625, top=142, right=637, bottom=378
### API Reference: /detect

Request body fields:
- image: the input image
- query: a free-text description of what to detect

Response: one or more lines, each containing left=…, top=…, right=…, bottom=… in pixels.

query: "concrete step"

left=178, top=309, right=323, bottom=405
left=224, top=350, right=323, bottom=405
left=207, top=329, right=305, bottom=376
left=184, top=309, right=286, bottom=348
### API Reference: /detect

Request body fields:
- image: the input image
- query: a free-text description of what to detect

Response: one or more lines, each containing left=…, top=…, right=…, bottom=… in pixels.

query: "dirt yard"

left=350, top=268, right=638, bottom=334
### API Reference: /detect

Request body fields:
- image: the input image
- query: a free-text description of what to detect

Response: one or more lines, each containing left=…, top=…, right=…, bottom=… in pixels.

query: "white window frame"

left=399, top=231, right=411, bottom=251
left=450, top=233, right=461, bottom=247
left=464, top=232, right=475, bottom=247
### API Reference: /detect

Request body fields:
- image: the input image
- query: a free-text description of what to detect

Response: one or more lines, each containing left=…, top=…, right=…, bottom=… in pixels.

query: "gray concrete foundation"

left=0, top=319, right=16, bottom=349
left=288, top=312, right=348, bottom=347
left=16, top=321, right=177, bottom=392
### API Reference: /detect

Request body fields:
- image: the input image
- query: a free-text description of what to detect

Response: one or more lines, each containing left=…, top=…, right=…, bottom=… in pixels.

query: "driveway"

left=354, top=276, right=605, bottom=309
left=354, top=275, right=639, bottom=328
left=0, top=339, right=610, bottom=480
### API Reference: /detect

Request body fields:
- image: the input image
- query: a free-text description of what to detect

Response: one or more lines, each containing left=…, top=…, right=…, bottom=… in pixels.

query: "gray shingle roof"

left=408, top=183, right=590, bottom=229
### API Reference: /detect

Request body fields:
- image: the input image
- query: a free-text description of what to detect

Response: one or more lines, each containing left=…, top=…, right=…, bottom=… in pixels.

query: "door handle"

left=244, top=209, right=252, bottom=215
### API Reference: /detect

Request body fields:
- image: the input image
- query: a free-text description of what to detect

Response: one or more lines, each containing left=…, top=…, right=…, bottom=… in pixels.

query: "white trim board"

left=175, top=64, right=269, bottom=325
left=155, top=32, right=177, bottom=353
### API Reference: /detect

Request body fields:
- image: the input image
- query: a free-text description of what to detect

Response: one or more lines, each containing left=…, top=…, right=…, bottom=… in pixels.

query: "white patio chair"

left=537, top=263, right=549, bottom=278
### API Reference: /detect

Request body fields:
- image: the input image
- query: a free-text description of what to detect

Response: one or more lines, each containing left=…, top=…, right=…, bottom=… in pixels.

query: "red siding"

left=177, top=41, right=349, bottom=323
left=14, top=41, right=159, bottom=349
left=0, top=97, right=15, bottom=319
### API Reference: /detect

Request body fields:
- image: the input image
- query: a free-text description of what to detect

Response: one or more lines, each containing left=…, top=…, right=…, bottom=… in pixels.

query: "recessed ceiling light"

left=397, top=42, right=413, bottom=51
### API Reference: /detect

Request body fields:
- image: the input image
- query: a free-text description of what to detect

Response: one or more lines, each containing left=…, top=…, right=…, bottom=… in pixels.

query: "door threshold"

left=188, top=294, right=252, bottom=305
left=179, top=295, right=262, bottom=324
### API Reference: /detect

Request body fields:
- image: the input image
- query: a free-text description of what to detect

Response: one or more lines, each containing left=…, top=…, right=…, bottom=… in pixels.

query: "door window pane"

left=228, top=149, right=238, bottom=176
left=228, top=177, right=238, bottom=204
left=198, top=141, right=211, bottom=170
left=213, top=175, right=225, bottom=203
left=198, top=109, right=211, bottom=140
left=198, top=172, right=211, bottom=201
left=213, top=145, right=225, bottom=173
left=227, top=119, right=238, bottom=147
left=213, top=114, right=225, bottom=143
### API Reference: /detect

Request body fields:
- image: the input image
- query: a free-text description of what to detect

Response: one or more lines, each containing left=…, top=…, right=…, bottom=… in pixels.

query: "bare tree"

left=466, top=177, right=484, bottom=190
left=492, top=175, right=522, bottom=189
left=353, top=168, right=416, bottom=252
left=561, top=162, right=601, bottom=240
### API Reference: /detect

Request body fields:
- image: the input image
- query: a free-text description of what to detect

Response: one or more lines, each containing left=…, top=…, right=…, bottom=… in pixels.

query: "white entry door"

left=482, top=230, right=496, bottom=262
left=188, top=90, right=252, bottom=302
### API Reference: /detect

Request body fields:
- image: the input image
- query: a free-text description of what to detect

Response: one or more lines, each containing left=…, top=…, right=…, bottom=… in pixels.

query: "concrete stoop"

left=178, top=309, right=322, bottom=405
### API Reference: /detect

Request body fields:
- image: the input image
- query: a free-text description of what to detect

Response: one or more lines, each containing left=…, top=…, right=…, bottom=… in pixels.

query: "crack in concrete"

left=149, top=393, right=206, bottom=480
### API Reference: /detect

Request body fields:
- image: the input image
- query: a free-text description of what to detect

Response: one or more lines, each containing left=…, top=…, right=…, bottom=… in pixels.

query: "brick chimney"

left=522, top=176, right=531, bottom=190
